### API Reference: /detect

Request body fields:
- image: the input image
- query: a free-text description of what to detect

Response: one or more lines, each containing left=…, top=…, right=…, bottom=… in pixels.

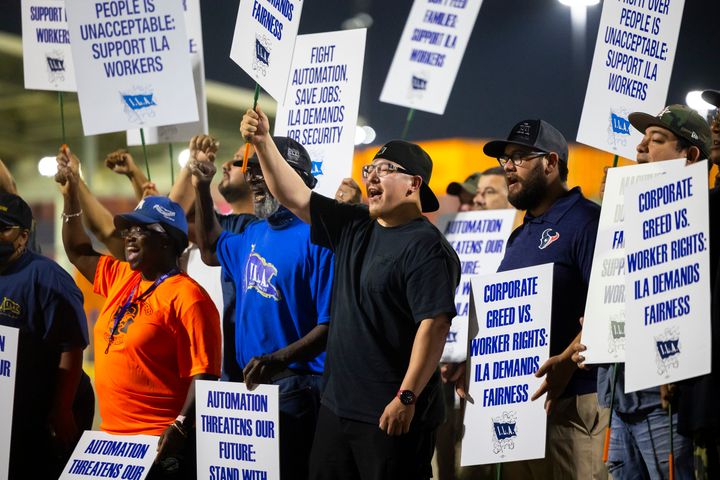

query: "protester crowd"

left=2, top=89, right=719, bottom=480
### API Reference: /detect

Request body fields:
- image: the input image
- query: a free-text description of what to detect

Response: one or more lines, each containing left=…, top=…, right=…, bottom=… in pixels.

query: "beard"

left=218, top=180, right=251, bottom=204
left=508, top=162, right=547, bottom=211
left=254, top=194, right=280, bottom=219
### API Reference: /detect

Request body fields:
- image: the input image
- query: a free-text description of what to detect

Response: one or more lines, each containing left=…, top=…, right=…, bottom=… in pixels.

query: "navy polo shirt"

left=498, top=187, right=600, bottom=396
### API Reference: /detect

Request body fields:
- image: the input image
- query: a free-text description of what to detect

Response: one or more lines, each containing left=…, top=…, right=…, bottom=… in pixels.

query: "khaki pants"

left=501, top=393, right=610, bottom=480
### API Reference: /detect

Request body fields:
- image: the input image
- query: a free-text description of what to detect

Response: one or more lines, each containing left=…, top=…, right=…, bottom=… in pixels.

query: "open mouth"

left=367, top=186, right=382, bottom=201
left=125, top=245, right=140, bottom=263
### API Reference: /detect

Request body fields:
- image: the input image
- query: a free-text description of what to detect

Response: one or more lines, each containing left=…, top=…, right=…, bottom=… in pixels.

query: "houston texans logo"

left=538, top=228, right=560, bottom=250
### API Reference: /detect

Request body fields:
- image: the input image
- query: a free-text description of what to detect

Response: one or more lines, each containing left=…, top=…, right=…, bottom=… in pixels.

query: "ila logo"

left=538, top=228, right=560, bottom=250
left=121, top=87, right=157, bottom=124
left=253, top=35, right=272, bottom=76
left=655, top=327, right=680, bottom=376
left=245, top=246, right=281, bottom=301
left=492, top=412, right=518, bottom=455
left=45, top=50, right=66, bottom=85
left=610, top=113, right=630, bottom=135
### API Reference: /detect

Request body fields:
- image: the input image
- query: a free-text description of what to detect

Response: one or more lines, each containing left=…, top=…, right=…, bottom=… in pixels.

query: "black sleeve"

left=309, top=191, right=368, bottom=251
left=217, top=212, right=255, bottom=234
left=404, top=238, right=461, bottom=323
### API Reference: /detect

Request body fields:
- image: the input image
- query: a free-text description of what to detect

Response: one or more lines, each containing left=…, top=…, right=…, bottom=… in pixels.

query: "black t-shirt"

left=309, top=192, right=460, bottom=428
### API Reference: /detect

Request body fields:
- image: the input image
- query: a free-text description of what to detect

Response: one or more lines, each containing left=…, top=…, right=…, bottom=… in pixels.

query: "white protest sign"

left=624, top=161, right=711, bottom=392
left=582, top=159, right=685, bottom=364
left=230, top=0, right=304, bottom=104
left=379, top=0, right=483, bottom=115
left=127, top=0, right=207, bottom=145
left=65, top=0, right=199, bottom=136
left=196, top=380, right=280, bottom=480
left=22, top=0, right=77, bottom=92
left=436, top=209, right=516, bottom=362
left=577, top=0, right=685, bottom=159
left=60, top=431, right=158, bottom=480
left=274, top=29, right=366, bottom=198
left=461, top=263, right=553, bottom=466
left=0, top=326, right=19, bottom=480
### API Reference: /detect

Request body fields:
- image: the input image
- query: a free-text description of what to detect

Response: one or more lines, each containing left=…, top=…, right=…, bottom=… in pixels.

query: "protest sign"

left=581, top=159, right=685, bottom=364
left=60, top=431, right=158, bottom=480
left=461, top=263, right=553, bottom=466
left=274, top=29, right=366, bottom=198
left=22, top=0, right=77, bottom=92
left=0, top=326, right=19, bottom=480
left=623, top=161, right=711, bottom=392
left=196, top=380, right=280, bottom=480
left=379, top=0, right=483, bottom=115
left=127, top=0, right=207, bottom=145
left=436, top=209, right=516, bottom=362
left=65, top=0, right=199, bottom=136
left=577, top=0, right=685, bottom=160
left=230, top=0, right=304, bottom=104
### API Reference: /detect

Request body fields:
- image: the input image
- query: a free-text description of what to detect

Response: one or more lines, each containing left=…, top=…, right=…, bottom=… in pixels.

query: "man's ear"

left=410, top=175, right=422, bottom=193
left=545, top=152, right=560, bottom=175
left=685, top=146, right=701, bottom=165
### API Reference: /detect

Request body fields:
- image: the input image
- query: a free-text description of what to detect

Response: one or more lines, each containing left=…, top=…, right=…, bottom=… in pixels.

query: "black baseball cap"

left=702, top=89, right=720, bottom=109
left=629, top=104, right=712, bottom=160
left=247, top=136, right=317, bottom=189
left=483, top=119, right=569, bottom=164
left=373, top=140, right=439, bottom=212
left=0, top=193, right=32, bottom=229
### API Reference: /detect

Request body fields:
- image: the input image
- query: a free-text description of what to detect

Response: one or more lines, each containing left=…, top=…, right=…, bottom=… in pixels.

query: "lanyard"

left=105, top=268, right=179, bottom=354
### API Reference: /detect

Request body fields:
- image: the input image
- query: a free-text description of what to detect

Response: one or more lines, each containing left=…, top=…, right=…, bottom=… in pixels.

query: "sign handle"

left=401, top=108, right=415, bottom=140
left=602, top=362, right=619, bottom=462
left=58, top=92, right=66, bottom=145
left=242, top=83, right=262, bottom=174
left=668, top=403, right=674, bottom=480
left=169, top=143, right=175, bottom=185
left=140, top=128, right=151, bottom=182
left=612, top=154, right=619, bottom=168
left=495, top=462, right=501, bottom=480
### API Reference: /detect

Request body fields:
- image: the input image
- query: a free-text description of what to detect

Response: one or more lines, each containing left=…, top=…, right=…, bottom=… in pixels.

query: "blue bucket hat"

left=114, top=196, right=188, bottom=253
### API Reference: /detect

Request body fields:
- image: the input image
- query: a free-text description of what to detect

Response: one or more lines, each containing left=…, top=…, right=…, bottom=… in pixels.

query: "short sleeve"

left=405, top=241, right=461, bottom=323
left=309, top=192, right=368, bottom=251
left=174, top=292, right=222, bottom=378
left=217, top=212, right=255, bottom=233
left=93, top=255, right=128, bottom=298
left=40, top=263, right=89, bottom=350
left=310, top=244, right=334, bottom=325
left=215, top=230, right=242, bottom=275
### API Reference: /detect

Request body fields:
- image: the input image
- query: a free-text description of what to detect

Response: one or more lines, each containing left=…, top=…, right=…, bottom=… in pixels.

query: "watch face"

left=399, top=390, right=416, bottom=405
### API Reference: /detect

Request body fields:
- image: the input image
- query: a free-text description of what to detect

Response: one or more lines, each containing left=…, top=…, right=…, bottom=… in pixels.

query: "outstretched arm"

left=105, top=149, right=150, bottom=201
left=56, top=146, right=102, bottom=282
left=241, top=107, right=312, bottom=223
left=189, top=159, right=223, bottom=266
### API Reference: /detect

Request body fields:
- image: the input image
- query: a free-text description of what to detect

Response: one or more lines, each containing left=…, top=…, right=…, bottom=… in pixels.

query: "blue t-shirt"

left=498, top=187, right=600, bottom=396
left=217, top=212, right=255, bottom=381
left=216, top=208, right=333, bottom=374
left=0, top=251, right=88, bottom=471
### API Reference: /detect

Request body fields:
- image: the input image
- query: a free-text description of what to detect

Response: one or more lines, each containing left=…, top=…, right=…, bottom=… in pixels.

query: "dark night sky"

left=1, top=0, right=718, bottom=144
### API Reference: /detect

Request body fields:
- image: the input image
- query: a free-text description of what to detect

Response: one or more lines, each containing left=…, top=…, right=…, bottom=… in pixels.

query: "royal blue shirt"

left=216, top=208, right=333, bottom=374
left=498, top=187, right=600, bottom=396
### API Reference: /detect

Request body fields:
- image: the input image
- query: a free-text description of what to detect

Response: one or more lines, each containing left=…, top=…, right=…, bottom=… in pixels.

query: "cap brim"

left=446, top=182, right=463, bottom=196
left=628, top=112, right=664, bottom=136
left=483, top=140, right=542, bottom=159
left=114, top=212, right=161, bottom=231
left=420, top=184, right=440, bottom=213
left=702, top=90, right=720, bottom=109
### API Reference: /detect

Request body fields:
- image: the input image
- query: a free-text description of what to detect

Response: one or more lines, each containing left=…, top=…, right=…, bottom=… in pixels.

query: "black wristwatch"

left=397, top=389, right=417, bottom=406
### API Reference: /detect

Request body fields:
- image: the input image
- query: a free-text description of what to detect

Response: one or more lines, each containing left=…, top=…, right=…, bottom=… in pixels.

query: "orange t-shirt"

left=93, top=255, right=221, bottom=435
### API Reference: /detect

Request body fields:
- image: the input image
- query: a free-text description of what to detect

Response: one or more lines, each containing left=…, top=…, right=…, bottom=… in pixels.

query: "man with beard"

left=0, top=193, right=92, bottom=479
left=459, top=119, right=606, bottom=479
left=241, top=108, right=460, bottom=480
left=189, top=136, right=333, bottom=480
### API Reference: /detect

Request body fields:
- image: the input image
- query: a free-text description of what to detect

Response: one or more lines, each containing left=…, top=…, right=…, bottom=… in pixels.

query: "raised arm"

left=169, top=135, right=219, bottom=214
left=189, top=158, right=223, bottom=266
left=0, top=158, right=18, bottom=195
left=56, top=146, right=102, bottom=282
left=105, top=149, right=150, bottom=201
left=241, top=107, right=311, bottom=223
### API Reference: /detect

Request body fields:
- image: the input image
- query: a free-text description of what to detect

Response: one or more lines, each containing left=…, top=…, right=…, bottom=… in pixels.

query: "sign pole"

left=401, top=108, right=415, bottom=140
left=140, top=128, right=151, bottom=182
left=169, top=143, right=175, bottom=185
left=58, top=92, right=66, bottom=145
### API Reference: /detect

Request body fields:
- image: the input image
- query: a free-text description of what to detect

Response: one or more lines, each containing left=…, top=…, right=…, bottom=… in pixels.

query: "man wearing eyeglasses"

left=189, top=136, right=334, bottom=480
left=240, top=107, right=460, bottom=479
left=0, top=193, right=92, bottom=479
left=479, top=119, right=605, bottom=479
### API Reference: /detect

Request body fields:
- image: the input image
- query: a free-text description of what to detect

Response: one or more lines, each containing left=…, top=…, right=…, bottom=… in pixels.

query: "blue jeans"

left=275, top=374, right=325, bottom=480
left=607, top=407, right=693, bottom=480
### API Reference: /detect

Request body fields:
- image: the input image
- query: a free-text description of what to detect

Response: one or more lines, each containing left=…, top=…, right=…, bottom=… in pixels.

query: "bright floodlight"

left=558, top=0, right=600, bottom=6
left=38, top=156, right=57, bottom=177
left=686, top=90, right=715, bottom=115
left=354, top=126, right=366, bottom=146
left=178, top=148, right=191, bottom=167
left=362, top=126, right=377, bottom=145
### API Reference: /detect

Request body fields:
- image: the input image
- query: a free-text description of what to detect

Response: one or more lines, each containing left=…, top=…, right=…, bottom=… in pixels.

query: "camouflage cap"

left=446, top=172, right=482, bottom=196
left=629, top=104, right=712, bottom=160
